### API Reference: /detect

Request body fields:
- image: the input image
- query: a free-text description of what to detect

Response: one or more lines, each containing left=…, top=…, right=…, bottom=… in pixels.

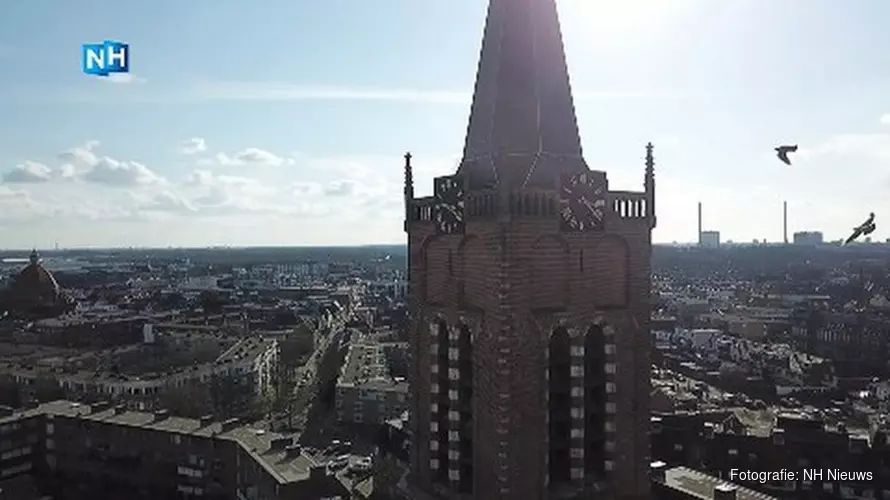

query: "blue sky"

left=1, top=0, right=889, bottom=248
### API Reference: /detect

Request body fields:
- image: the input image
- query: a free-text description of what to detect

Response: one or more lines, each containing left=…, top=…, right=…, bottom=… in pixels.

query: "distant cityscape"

left=694, top=201, right=887, bottom=248
left=0, top=243, right=889, bottom=499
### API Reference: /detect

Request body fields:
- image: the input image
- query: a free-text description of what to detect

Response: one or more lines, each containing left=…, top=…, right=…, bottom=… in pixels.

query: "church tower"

left=404, top=0, right=656, bottom=498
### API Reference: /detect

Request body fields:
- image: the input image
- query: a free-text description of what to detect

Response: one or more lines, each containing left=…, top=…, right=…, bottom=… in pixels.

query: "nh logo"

left=82, top=41, right=129, bottom=77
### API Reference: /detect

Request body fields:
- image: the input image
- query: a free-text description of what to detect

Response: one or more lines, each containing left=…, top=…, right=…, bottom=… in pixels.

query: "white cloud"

left=186, top=169, right=214, bottom=186
left=45, top=141, right=167, bottom=187
left=0, top=185, right=30, bottom=202
left=3, top=161, right=54, bottom=183
left=187, top=170, right=271, bottom=194
left=56, top=203, right=141, bottom=222
left=324, top=180, right=358, bottom=197
left=140, top=191, right=198, bottom=214
left=881, top=114, right=890, bottom=125
left=58, top=140, right=100, bottom=168
left=3, top=141, right=169, bottom=189
left=0, top=140, right=452, bottom=246
left=290, top=181, right=323, bottom=196
left=308, top=157, right=376, bottom=179
left=199, top=148, right=293, bottom=167
left=181, top=169, right=309, bottom=216
left=81, top=157, right=166, bottom=187
left=0, top=185, right=41, bottom=221
left=179, top=137, right=207, bottom=155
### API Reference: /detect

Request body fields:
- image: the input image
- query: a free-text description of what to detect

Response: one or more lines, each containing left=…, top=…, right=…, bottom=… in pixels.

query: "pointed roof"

left=458, top=0, right=585, bottom=189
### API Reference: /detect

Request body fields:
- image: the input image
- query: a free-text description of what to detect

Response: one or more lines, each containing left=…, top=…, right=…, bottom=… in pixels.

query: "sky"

left=1, top=0, right=890, bottom=249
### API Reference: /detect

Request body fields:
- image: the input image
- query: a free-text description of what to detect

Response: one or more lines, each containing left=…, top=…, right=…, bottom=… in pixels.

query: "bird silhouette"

left=844, top=212, right=876, bottom=245
left=775, top=145, right=798, bottom=165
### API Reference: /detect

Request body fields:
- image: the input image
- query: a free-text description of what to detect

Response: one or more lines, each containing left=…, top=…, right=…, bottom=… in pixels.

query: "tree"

left=250, top=391, right=276, bottom=421
left=199, top=291, right=228, bottom=315
left=32, top=376, right=65, bottom=402
left=155, top=292, right=188, bottom=310
left=271, top=363, right=295, bottom=414
left=158, top=380, right=213, bottom=418
left=209, top=372, right=256, bottom=418
left=0, top=375, right=21, bottom=407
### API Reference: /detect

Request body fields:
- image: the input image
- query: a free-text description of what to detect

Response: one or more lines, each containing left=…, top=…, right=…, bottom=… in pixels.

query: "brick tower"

left=403, top=0, right=656, bottom=498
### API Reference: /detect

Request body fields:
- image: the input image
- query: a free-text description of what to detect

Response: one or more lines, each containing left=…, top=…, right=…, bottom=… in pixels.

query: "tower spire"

left=403, top=152, right=414, bottom=233
left=645, top=143, right=655, bottom=179
left=403, top=152, right=414, bottom=196
left=645, top=142, right=656, bottom=228
left=458, top=0, right=585, bottom=190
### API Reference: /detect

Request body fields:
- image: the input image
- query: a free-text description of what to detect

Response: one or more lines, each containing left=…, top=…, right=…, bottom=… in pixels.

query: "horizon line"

left=0, top=241, right=868, bottom=253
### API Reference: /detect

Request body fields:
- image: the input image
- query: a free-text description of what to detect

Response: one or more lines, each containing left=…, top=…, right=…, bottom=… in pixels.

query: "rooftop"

left=661, top=466, right=778, bottom=500
left=337, top=342, right=408, bottom=393
left=34, top=311, right=176, bottom=328
left=0, top=336, right=277, bottom=384
left=656, top=404, right=874, bottom=440
left=216, top=337, right=277, bottom=364
left=4, top=400, right=321, bottom=484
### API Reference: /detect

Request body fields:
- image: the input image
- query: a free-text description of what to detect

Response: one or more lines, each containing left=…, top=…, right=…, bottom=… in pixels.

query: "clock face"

left=559, top=171, right=607, bottom=232
left=433, top=175, right=465, bottom=234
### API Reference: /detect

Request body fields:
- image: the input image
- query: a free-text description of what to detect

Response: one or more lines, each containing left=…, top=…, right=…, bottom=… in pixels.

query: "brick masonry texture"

left=407, top=204, right=653, bottom=499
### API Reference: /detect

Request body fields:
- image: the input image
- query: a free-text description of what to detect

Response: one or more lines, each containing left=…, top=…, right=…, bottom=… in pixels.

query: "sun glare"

left=559, top=0, right=687, bottom=47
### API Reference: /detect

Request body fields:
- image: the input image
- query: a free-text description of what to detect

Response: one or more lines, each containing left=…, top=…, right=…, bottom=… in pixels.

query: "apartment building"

left=0, top=400, right=357, bottom=500
left=9, top=337, right=279, bottom=408
left=335, top=342, right=408, bottom=425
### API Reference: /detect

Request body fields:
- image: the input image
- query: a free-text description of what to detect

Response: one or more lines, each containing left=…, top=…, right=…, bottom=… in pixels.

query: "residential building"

left=650, top=463, right=778, bottom=500
left=652, top=410, right=890, bottom=498
left=336, top=342, right=408, bottom=425
left=0, top=400, right=357, bottom=500
left=9, top=337, right=279, bottom=412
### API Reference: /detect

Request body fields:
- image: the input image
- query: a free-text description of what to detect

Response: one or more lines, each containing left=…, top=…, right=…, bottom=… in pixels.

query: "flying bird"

left=775, top=145, right=798, bottom=165
left=844, top=212, right=876, bottom=245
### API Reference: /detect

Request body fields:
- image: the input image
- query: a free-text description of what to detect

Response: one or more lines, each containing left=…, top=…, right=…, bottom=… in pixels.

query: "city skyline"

left=2, top=0, right=890, bottom=248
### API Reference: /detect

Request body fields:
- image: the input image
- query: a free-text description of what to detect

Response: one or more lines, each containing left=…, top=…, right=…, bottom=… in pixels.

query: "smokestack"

left=697, top=202, right=703, bottom=245
left=783, top=201, right=788, bottom=244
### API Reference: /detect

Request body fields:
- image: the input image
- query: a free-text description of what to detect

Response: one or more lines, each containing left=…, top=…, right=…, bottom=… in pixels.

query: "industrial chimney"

left=697, top=202, right=703, bottom=245
left=783, top=201, right=788, bottom=244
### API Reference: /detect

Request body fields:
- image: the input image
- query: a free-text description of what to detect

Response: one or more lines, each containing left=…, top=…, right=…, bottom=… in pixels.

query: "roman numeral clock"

left=559, top=171, right=607, bottom=232
left=433, top=175, right=465, bottom=234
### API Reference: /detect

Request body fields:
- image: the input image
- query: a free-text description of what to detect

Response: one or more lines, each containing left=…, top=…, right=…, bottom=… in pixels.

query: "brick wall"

left=407, top=184, right=653, bottom=499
